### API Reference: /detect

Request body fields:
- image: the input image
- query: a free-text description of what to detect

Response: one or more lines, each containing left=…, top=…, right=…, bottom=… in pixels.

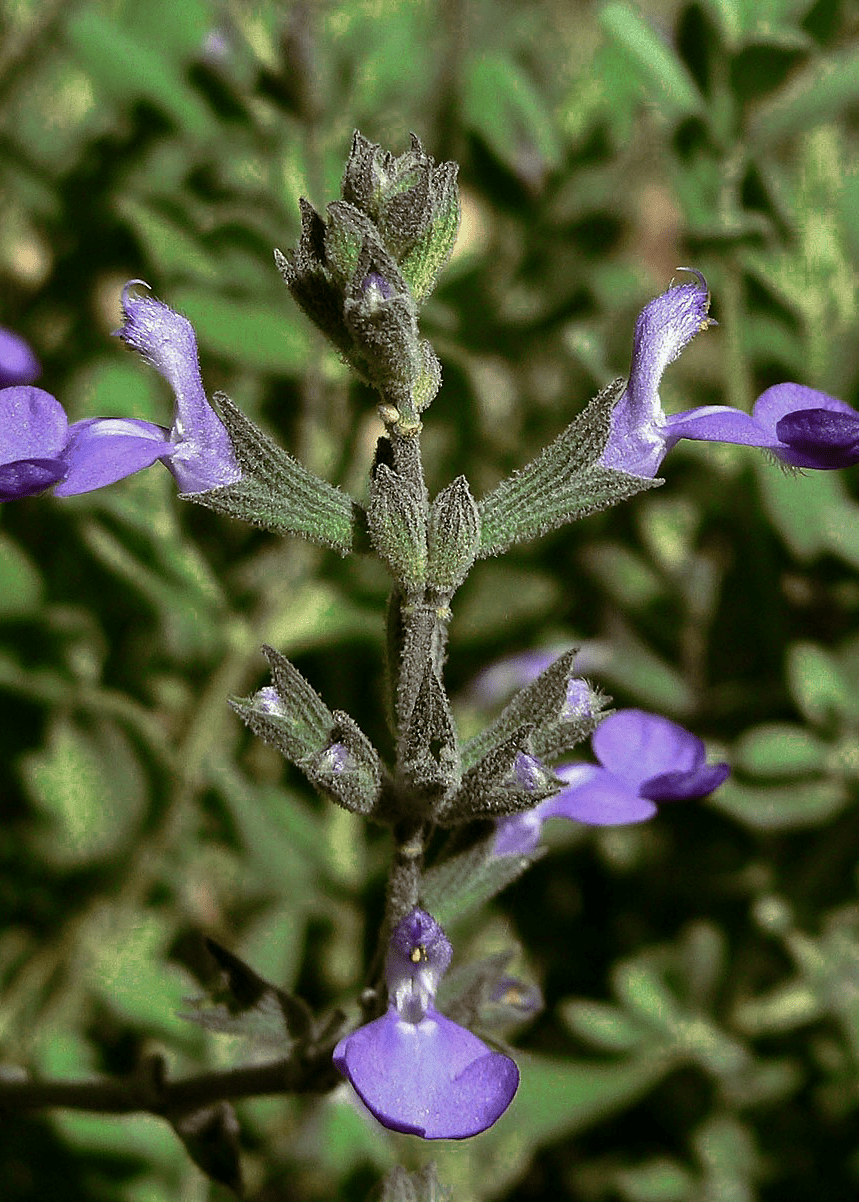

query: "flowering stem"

left=387, top=821, right=428, bottom=925
left=373, top=414, right=441, bottom=984
left=385, top=425, right=436, bottom=759
left=362, top=818, right=428, bottom=1014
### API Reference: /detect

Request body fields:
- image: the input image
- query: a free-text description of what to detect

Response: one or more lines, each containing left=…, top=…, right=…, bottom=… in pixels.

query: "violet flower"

left=56, top=283, right=241, bottom=496
left=494, top=709, right=729, bottom=855
left=599, top=272, right=854, bottom=477
left=333, top=908, right=519, bottom=1139
left=0, top=327, right=40, bottom=387
left=0, top=386, right=71, bottom=501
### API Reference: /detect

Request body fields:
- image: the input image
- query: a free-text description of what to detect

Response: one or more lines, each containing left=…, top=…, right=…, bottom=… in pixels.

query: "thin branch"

left=0, top=1044, right=341, bottom=1118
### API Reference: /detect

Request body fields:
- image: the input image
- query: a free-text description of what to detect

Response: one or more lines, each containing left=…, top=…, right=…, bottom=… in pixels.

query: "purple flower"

left=333, top=908, right=519, bottom=1139
left=0, top=386, right=70, bottom=501
left=0, top=327, right=40, bottom=387
left=494, top=709, right=729, bottom=855
left=55, top=283, right=241, bottom=496
left=599, top=272, right=854, bottom=477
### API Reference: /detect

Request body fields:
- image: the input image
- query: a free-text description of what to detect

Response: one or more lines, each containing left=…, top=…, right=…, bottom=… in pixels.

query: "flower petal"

left=54, top=417, right=172, bottom=496
left=493, top=809, right=545, bottom=856
left=774, top=409, right=859, bottom=469
left=753, top=382, right=855, bottom=431
left=663, top=387, right=859, bottom=467
left=752, top=383, right=858, bottom=468
left=542, top=764, right=657, bottom=825
left=0, top=458, right=67, bottom=502
left=641, top=760, right=730, bottom=802
left=599, top=379, right=666, bottom=477
left=334, top=1008, right=518, bottom=1139
left=0, top=386, right=68, bottom=463
left=386, top=909, right=452, bottom=1023
left=628, top=275, right=713, bottom=411
left=662, top=405, right=778, bottom=450
left=592, top=709, right=705, bottom=790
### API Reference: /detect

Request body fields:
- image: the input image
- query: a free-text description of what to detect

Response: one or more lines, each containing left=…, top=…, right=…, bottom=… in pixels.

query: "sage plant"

left=2, top=131, right=857, bottom=1195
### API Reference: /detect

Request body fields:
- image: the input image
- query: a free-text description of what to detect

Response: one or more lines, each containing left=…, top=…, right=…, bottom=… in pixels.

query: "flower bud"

left=341, top=131, right=460, bottom=304
left=230, top=648, right=383, bottom=816
left=440, top=725, right=565, bottom=824
left=367, top=462, right=427, bottom=592
left=302, top=711, right=383, bottom=817
left=427, top=475, right=480, bottom=595
left=462, top=649, right=606, bottom=773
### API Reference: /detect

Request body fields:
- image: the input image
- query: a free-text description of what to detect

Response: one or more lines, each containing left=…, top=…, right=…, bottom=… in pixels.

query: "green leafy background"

left=2, top=0, right=859, bottom=1198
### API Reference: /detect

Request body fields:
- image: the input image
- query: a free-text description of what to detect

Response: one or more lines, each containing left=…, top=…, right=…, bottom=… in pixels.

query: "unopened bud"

left=341, top=130, right=460, bottom=305
left=427, top=475, right=480, bottom=595
left=367, top=462, right=428, bottom=592
left=302, top=712, right=382, bottom=816
left=439, top=725, right=564, bottom=824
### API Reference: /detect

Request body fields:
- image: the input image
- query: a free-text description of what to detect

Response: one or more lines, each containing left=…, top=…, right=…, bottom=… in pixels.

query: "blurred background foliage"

left=2, top=0, right=859, bottom=1197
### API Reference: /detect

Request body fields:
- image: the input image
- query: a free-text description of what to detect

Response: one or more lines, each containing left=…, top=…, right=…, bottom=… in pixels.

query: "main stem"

left=387, top=425, right=431, bottom=929
left=371, top=416, right=455, bottom=983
